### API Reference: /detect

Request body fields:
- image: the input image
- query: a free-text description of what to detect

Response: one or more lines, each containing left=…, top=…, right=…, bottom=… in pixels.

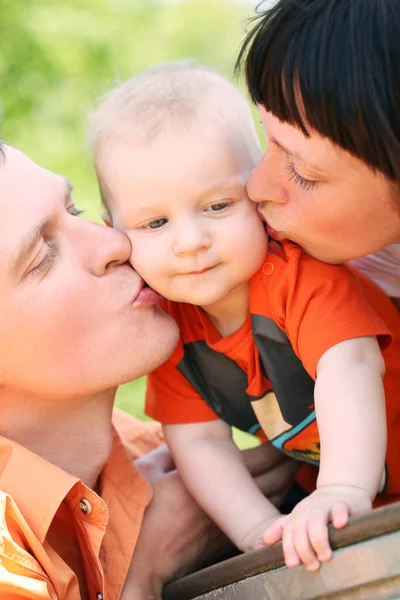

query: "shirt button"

left=96, top=594, right=103, bottom=600
left=263, top=262, right=274, bottom=276
left=79, top=498, right=93, bottom=515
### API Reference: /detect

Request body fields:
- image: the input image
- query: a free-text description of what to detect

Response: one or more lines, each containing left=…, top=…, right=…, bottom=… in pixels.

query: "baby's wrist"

left=237, top=509, right=281, bottom=552
left=316, top=483, right=373, bottom=500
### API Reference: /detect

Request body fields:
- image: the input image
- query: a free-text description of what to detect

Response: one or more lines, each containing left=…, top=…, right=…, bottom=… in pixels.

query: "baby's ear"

left=102, top=210, right=113, bottom=228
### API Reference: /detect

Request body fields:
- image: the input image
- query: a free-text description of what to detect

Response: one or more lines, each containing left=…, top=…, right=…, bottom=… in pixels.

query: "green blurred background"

left=1, top=0, right=259, bottom=447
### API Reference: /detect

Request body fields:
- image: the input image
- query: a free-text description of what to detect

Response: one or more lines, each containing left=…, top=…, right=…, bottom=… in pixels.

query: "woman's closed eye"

left=284, top=161, right=318, bottom=191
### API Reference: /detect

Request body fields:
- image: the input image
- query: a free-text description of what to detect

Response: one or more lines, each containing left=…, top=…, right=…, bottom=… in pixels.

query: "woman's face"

left=247, top=107, right=400, bottom=263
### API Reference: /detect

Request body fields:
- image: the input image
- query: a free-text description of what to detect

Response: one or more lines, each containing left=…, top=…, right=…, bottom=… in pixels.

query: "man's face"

left=247, top=107, right=400, bottom=263
left=98, top=120, right=267, bottom=310
left=0, top=147, right=178, bottom=400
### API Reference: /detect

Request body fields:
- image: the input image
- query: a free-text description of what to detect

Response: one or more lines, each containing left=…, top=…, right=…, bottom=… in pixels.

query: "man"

left=0, top=143, right=296, bottom=599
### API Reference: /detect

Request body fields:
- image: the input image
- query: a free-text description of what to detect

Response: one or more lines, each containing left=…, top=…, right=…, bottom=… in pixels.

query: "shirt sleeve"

left=146, top=350, right=219, bottom=425
left=112, top=409, right=165, bottom=456
left=273, top=245, right=394, bottom=379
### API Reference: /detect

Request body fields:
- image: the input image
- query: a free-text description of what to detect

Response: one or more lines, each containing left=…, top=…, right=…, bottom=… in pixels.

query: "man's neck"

left=0, top=389, right=116, bottom=489
left=203, top=282, right=250, bottom=337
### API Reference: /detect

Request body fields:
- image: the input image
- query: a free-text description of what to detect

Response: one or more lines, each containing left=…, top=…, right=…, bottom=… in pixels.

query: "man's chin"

left=123, top=318, right=179, bottom=382
left=153, top=309, right=180, bottom=352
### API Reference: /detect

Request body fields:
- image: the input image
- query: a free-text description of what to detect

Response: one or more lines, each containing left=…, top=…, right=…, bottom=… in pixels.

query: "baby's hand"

left=263, top=486, right=372, bottom=571
left=239, top=514, right=283, bottom=552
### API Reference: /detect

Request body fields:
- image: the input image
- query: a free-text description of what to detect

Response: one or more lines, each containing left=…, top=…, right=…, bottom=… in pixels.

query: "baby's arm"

left=264, top=336, right=387, bottom=571
left=164, top=419, right=281, bottom=552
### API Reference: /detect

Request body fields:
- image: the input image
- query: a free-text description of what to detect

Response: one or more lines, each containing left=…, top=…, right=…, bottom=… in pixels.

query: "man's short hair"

left=88, top=60, right=261, bottom=167
left=237, top=0, right=400, bottom=184
left=0, top=140, right=7, bottom=163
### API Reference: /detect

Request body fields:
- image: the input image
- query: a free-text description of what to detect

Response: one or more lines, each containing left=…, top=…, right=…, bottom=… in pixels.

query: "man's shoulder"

left=112, top=408, right=164, bottom=458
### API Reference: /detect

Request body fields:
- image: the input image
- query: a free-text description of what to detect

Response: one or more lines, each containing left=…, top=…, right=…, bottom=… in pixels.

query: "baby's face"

left=97, top=120, right=267, bottom=308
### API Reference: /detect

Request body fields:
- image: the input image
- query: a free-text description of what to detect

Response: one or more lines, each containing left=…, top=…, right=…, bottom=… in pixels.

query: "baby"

left=89, top=61, right=400, bottom=572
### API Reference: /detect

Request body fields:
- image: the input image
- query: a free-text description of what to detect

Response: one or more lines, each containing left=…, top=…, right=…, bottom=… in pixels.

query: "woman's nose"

left=247, top=155, right=287, bottom=205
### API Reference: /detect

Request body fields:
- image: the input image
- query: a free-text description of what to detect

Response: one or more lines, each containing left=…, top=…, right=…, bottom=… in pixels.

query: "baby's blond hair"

left=88, top=60, right=261, bottom=166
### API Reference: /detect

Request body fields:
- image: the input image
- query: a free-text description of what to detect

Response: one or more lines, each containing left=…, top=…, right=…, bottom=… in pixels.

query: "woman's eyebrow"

left=270, top=136, right=325, bottom=172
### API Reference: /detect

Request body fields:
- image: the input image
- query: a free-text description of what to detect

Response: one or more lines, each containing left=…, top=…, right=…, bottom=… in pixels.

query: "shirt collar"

left=0, top=435, right=79, bottom=543
left=0, top=425, right=151, bottom=546
left=100, top=426, right=153, bottom=507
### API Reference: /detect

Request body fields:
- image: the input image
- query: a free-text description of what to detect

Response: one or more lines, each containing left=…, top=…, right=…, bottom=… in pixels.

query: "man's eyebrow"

left=270, top=137, right=324, bottom=172
left=13, top=218, right=49, bottom=275
left=64, top=177, right=73, bottom=196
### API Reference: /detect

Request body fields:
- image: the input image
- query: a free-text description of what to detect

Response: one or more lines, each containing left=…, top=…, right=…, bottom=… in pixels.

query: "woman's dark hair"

left=237, top=0, right=400, bottom=183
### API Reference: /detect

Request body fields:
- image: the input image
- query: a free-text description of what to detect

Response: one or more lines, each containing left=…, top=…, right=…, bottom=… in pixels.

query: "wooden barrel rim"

left=163, top=501, right=400, bottom=600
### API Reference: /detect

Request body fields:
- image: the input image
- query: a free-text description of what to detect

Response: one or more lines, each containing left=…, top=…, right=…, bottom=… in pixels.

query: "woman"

left=235, top=0, right=400, bottom=568
left=238, top=0, right=399, bottom=305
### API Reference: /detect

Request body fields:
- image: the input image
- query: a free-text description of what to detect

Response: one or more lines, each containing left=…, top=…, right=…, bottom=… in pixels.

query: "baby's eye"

left=207, top=202, right=229, bottom=212
left=147, top=217, right=168, bottom=229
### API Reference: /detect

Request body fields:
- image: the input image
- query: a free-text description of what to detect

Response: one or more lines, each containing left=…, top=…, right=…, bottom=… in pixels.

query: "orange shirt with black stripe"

left=146, top=241, right=400, bottom=500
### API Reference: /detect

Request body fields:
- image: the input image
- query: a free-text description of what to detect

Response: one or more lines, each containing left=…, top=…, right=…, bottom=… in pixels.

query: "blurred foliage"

left=0, top=0, right=256, bottom=217
left=0, top=0, right=259, bottom=446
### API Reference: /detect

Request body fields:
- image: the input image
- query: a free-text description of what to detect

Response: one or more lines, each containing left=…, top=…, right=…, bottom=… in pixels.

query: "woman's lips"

left=265, top=223, right=282, bottom=241
left=257, top=206, right=266, bottom=222
left=257, top=207, right=282, bottom=240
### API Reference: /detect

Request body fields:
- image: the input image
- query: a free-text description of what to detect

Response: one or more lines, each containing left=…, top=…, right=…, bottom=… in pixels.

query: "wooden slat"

left=189, top=531, right=400, bottom=600
left=163, top=501, right=400, bottom=600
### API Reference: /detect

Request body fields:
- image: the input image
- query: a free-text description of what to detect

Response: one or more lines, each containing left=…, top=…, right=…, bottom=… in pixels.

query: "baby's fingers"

left=307, top=511, right=332, bottom=563
left=331, top=502, right=350, bottom=529
left=290, top=517, right=320, bottom=571
left=263, top=515, right=289, bottom=546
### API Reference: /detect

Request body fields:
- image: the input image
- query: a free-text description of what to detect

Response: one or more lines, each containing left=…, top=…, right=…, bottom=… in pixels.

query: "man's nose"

left=173, top=219, right=211, bottom=256
left=78, top=220, right=132, bottom=275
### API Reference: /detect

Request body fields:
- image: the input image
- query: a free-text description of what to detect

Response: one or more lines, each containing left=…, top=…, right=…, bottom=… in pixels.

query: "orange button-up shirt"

left=0, top=409, right=164, bottom=600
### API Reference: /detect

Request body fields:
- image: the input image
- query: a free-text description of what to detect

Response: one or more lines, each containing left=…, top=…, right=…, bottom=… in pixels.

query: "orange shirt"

left=0, top=409, right=163, bottom=600
left=147, top=241, right=400, bottom=497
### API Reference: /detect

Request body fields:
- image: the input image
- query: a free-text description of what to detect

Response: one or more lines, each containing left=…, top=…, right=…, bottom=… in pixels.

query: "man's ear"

left=102, top=211, right=113, bottom=228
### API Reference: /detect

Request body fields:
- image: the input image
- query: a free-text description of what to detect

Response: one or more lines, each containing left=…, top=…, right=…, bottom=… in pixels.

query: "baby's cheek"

left=127, top=252, right=136, bottom=268
left=129, top=251, right=146, bottom=275
left=130, top=245, right=162, bottom=284
left=124, top=232, right=143, bottom=267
